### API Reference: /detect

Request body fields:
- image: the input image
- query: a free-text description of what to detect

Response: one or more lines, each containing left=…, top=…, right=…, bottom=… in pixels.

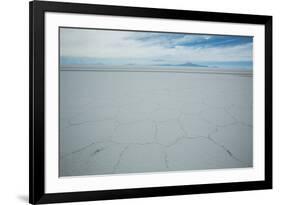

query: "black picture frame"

left=29, top=0, right=272, bottom=204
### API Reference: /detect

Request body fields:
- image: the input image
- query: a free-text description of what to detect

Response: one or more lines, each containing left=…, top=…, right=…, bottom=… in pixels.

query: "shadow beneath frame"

left=17, top=195, right=29, bottom=203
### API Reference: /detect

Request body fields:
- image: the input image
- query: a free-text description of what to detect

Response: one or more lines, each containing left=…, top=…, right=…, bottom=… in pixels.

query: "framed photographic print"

left=29, top=0, right=272, bottom=204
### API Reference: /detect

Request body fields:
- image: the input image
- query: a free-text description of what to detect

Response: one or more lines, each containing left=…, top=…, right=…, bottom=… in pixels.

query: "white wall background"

left=0, top=0, right=279, bottom=204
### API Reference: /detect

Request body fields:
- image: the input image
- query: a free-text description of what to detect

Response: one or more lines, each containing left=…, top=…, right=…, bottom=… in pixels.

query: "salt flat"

left=59, top=69, right=253, bottom=177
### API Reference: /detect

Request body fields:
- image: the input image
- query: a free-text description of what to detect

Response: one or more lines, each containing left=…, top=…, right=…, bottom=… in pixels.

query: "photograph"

left=59, top=27, right=253, bottom=177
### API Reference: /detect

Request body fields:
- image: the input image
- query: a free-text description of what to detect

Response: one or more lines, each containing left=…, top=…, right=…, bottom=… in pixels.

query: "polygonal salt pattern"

left=59, top=72, right=253, bottom=176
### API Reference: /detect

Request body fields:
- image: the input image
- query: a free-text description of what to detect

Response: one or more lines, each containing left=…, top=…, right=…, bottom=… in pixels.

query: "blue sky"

left=60, top=28, right=253, bottom=69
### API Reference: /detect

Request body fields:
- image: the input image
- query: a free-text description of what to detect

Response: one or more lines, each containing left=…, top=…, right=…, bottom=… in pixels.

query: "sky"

left=60, top=28, right=253, bottom=70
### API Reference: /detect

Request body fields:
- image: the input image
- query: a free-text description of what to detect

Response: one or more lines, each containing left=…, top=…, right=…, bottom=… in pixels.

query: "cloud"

left=60, top=28, right=253, bottom=66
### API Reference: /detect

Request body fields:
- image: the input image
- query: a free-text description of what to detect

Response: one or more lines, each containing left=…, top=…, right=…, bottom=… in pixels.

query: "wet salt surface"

left=59, top=71, right=253, bottom=177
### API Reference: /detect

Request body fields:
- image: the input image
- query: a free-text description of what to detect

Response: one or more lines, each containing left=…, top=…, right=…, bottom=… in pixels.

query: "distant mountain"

left=155, top=62, right=208, bottom=67
left=177, top=62, right=208, bottom=67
